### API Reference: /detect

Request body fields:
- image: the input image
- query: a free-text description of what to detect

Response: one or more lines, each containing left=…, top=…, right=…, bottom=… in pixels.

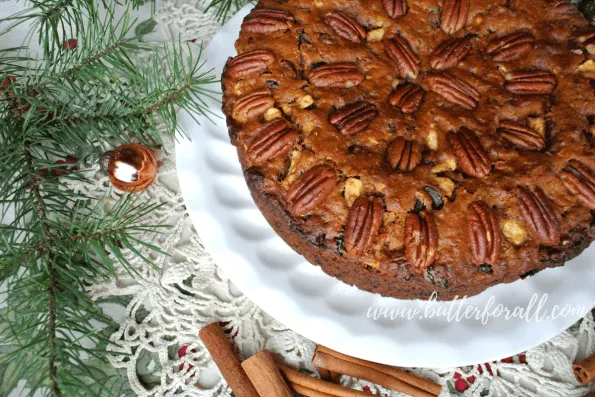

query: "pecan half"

left=447, top=127, right=492, bottom=177
left=308, top=62, right=365, bottom=88
left=325, top=11, right=366, bottom=43
left=430, top=38, right=471, bottom=71
left=578, top=31, right=595, bottom=54
left=227, top=50, right=275, bottom=78
left=382, top=0, right=408, bottom=18
left=384, top=36, right=420, bottom=79
left=386, top=137, right=423, bottom=172
left=405, top=212, right=438, bottom=271
left=553, top=0, right=579, bottom=15
left=241, top=9, right=293, bottom=33
left=497, top=120, right=545, bottom=151
left=441, top=0, right=470, bottom=34
left=427, top=73, right=480, bottom=110
left=329, top=102, right=378, bottom=135
left=247, top=120, right=298, bottom=163
left=345, top=196, right=384, bottom=256
left=504, top=71, right=557, bottom=95
left=287, top=164, right=337, bottom=214
left=517, top=186, right=560, bottom=245
left=232, top=89, right=275, bottom=123
left=560, top=160, right=595, bottom=210
left=467, top=201, right=502, bottom=265
left=389, top=83, right=425, bottom=114
left=487, top=32, right=535, bottom=62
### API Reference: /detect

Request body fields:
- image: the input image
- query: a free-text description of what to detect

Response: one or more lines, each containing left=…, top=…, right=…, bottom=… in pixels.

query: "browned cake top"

left=222, top=0, right=595, bottom=297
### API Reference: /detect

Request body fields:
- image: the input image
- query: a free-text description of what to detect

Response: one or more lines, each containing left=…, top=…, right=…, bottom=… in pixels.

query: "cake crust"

left=222, top=0, right=595, bottom=300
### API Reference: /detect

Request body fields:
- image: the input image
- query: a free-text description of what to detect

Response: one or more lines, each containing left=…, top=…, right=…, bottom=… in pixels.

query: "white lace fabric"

left=86, top=1, right=595, bottom=396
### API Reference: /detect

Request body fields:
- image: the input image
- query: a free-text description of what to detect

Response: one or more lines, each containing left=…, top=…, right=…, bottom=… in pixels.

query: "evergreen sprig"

left=0, top=0, right=217, bottom=395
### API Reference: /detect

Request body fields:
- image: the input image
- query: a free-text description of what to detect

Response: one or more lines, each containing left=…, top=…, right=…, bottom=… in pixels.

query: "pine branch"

left=0, top=1, right=217, bottom=395
left=204, top=0, right=251, bottom=22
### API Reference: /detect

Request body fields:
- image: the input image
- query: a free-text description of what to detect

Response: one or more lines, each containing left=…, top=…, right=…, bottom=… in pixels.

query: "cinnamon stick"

left=241, top=351, right=293, bottom=397
left=318, top=367, right=342, bottom=383
left=278, top=364, right=370, bottom=397
left=573, top=354, right=595, bottom=384
left=313, top=349, right=436, bottom=397
left=199, top=323, right=259, bottom=397
left=316, top=345, right=442, bottom=396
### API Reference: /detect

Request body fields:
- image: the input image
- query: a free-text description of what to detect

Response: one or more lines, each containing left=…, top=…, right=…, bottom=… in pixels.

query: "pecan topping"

left=560, top=160, right=595, bottom=210
left=386, top=137, right=423, bottom=172
left=441, top=0, right=470, bottom=34
left=389, top=83, right=425, bottom=114
left=504, top=71, right=557, bottom=95
left=329, top=102, right=378, bottom=135
left=578, top=31, right=595, bottom=54
left=497, top=120, right=545, bottom=151
left=430, top=38, right=471, bottom=71
left=447, top=127, right=492, bottom=177
left=241, top=9, right=293, bottom=33
left=232, top=89, right=275, bottom=123
left=382, top=0, right=408, bottom=18
left=384, top=36, right=420, bottom=79
left=405, top=212, right=438, bottom=271
left=553, top=0, right=578, bottom=15
left=427, top=73, right=480, bottom=110
left=325, top=11, right=366, bottom=43
left=517, top=186, right=560, bottom=245
left=287, top=164, right=337, bottom=215
left=345, top=196, right=384, bottom=256
left=247, top=120, right=298, bottom=164
left=227, top=50, right=275, bottom=78
left=467, top=201, right=502, bottom=265
left=308, top=62, right=365, bottom=88
left=487, top=32, right=535, bottom=62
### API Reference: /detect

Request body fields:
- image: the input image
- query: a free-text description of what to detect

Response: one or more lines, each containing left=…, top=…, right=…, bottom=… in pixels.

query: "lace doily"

left=84, top=1, right=595, bottom=396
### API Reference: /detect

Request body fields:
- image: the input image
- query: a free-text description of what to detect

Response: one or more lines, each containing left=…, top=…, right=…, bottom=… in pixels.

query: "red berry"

left=501, top=356, right=513, bottom=363
left=455, top=378, right=469, bottom=392
left=467, top=375, right=476, bottom=383
left=519, top=353, right=527, bottom=364
left=362, top=385, right=372, bottom=393
left=63, top=39, right=77, bottom=50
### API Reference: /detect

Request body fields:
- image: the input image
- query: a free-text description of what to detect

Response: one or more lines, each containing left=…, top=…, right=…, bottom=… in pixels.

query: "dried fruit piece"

left=405, top=212, right=438, bottom=271
left=504, top=71, right=557, bottom=95
left=384, top=36, right=420, bottom=79
left=487, top=32, right=535, bottom=62
left=325, top=11, right=366, bottom=43
left=308, top=62, right=365, bottom=88
left=386, top=137, right=423, bottom=172
left=226, top=50, right=275, bottom=78
left=247, top=120, right=299, bottom=163
left=447, top=127, right=491, bottom=177
left=287, top=164, right=337, bottom=214
left=329, top=102, right=378, bottom=135
left=560, top=160, right=595, bottom=210
left=428, top=73, right=480, bottom=110
left=389, top=83, right=425, bottom=114
left=517, top=186, right=560, bottom=245
left=467, top=201, right=502, bottom=265
left=441, top=0, right=470, bottom=34
left=232, top=89, right=275, bottom=123
left=382, top=0, right=408, bottom=18
left=497, top=120, right=545, bottom=151
left=578, top=31, right=595, bottom=54
left=345, top=196, right=384, bottom=256
left=430, top=38, right=471, bottom=70
left=424, top=186, right=444, bottom=210
left=241, top=9, right=293, bottom=33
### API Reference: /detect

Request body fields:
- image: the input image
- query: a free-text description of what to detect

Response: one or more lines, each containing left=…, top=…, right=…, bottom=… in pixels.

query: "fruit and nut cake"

left=221, top=0, right=595, bottom=300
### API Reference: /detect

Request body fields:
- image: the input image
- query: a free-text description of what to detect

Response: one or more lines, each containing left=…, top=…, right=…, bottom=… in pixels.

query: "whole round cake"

left=221, top=0, right=595, bottom=300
